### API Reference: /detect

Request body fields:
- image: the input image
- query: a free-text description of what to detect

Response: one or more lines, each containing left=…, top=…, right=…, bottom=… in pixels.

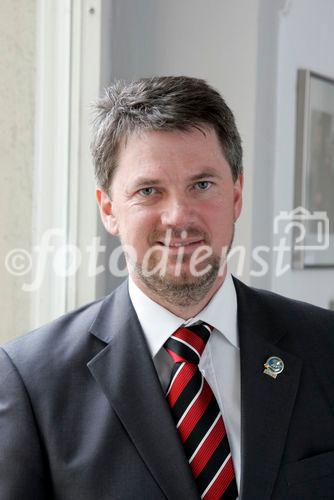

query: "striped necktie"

left=164, top=323, right=238, bottom=500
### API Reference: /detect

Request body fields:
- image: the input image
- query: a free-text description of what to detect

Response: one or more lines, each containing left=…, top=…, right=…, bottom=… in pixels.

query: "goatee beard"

left=127, top=224, right=235, bottom=308
left=134, top=255, right=222, bottom=307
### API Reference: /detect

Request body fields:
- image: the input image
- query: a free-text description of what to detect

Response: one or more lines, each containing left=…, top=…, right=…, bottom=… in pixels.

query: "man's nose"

left=160, top=196, right=194, bottom=227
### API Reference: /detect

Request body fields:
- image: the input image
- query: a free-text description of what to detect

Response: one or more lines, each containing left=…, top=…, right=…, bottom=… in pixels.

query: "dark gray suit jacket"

left=1, top=278, right=334, bottom=499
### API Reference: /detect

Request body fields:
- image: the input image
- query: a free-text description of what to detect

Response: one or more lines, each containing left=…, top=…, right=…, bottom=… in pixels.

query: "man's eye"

left=138, top=187, right=156, bottom=197
left=194, top=181, right=212, bottom=190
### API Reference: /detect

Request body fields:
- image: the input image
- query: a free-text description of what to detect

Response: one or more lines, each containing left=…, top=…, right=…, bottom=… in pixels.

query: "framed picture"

left=292, top=69, right=334, bottom=268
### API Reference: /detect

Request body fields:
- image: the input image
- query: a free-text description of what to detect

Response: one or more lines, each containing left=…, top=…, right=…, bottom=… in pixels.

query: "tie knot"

left=164, top=322, right=212, bottom=365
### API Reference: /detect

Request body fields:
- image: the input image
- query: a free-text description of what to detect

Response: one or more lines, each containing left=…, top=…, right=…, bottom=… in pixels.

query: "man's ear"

left=233, top=173, right=243, bottom=222
left=96, top=188, right=119, bottom=235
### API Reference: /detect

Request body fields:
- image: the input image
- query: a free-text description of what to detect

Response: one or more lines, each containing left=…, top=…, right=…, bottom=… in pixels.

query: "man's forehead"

left=112, top=126, right=231, bottom=189
left=118, top=125, right=217, bottom=150
left=117, top=127, right=224, bottom=165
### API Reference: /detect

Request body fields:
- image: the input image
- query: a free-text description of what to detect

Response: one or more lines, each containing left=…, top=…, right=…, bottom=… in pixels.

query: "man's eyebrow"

left=131, top=177, right=161, bottom=188
left=189, top=169, right=223, bottom=181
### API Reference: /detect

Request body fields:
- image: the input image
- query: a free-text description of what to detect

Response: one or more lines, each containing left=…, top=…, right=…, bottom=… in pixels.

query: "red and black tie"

left=164, top=323, right=238, bottom=499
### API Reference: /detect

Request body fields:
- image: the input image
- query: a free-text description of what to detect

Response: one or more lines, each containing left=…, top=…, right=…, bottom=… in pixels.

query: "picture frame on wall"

left=292, top=69, right=334, bottom=268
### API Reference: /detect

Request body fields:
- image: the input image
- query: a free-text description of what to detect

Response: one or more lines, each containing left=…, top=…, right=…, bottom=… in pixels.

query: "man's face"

left=97, top=126, right=243, bottom=306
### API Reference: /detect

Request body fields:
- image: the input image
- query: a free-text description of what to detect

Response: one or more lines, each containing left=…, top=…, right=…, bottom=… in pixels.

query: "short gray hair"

left=91, top=76, right=243, bottom=191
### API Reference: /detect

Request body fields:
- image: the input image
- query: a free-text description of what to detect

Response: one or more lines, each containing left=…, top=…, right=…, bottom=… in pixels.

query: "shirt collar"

left=128, top=271, right=239, bottom=358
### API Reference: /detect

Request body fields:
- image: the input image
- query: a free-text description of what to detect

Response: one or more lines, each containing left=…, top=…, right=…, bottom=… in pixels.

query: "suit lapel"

left=234, top=278, right=302, bottom=500
left=87, top=281, right=199, bottom=500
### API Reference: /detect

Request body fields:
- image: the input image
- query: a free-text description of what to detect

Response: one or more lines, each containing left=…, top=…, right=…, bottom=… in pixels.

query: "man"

left=1, top=76, right=334, bottom=499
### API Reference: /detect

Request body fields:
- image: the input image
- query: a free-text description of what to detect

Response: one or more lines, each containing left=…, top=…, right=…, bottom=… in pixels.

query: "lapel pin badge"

left=263, top=356, right=284, bottom=379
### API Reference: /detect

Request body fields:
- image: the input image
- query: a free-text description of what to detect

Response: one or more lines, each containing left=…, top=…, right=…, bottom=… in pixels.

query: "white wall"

left=0, top=1, right=36, bottom=342
left=271, top=0, right=334, bottom=308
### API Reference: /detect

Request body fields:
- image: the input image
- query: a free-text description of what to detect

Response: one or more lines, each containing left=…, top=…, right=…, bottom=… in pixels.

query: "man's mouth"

left=157, top=239, right=206, bottom=253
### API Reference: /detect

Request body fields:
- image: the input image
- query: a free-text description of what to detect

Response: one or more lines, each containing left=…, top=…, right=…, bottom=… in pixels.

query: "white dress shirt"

left=128, top=272, right=241, bottom=495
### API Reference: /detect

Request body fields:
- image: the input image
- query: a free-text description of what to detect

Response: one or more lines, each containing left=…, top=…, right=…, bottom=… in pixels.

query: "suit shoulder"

left=0, top=281, right=130, bottom=400
left=234, top=277, right=334, bottom=345
left=254, top=284, right=332, bottom=314
left=1, top=295, right=107, bottom=370
left=255, top=285, right=334, bottom=325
